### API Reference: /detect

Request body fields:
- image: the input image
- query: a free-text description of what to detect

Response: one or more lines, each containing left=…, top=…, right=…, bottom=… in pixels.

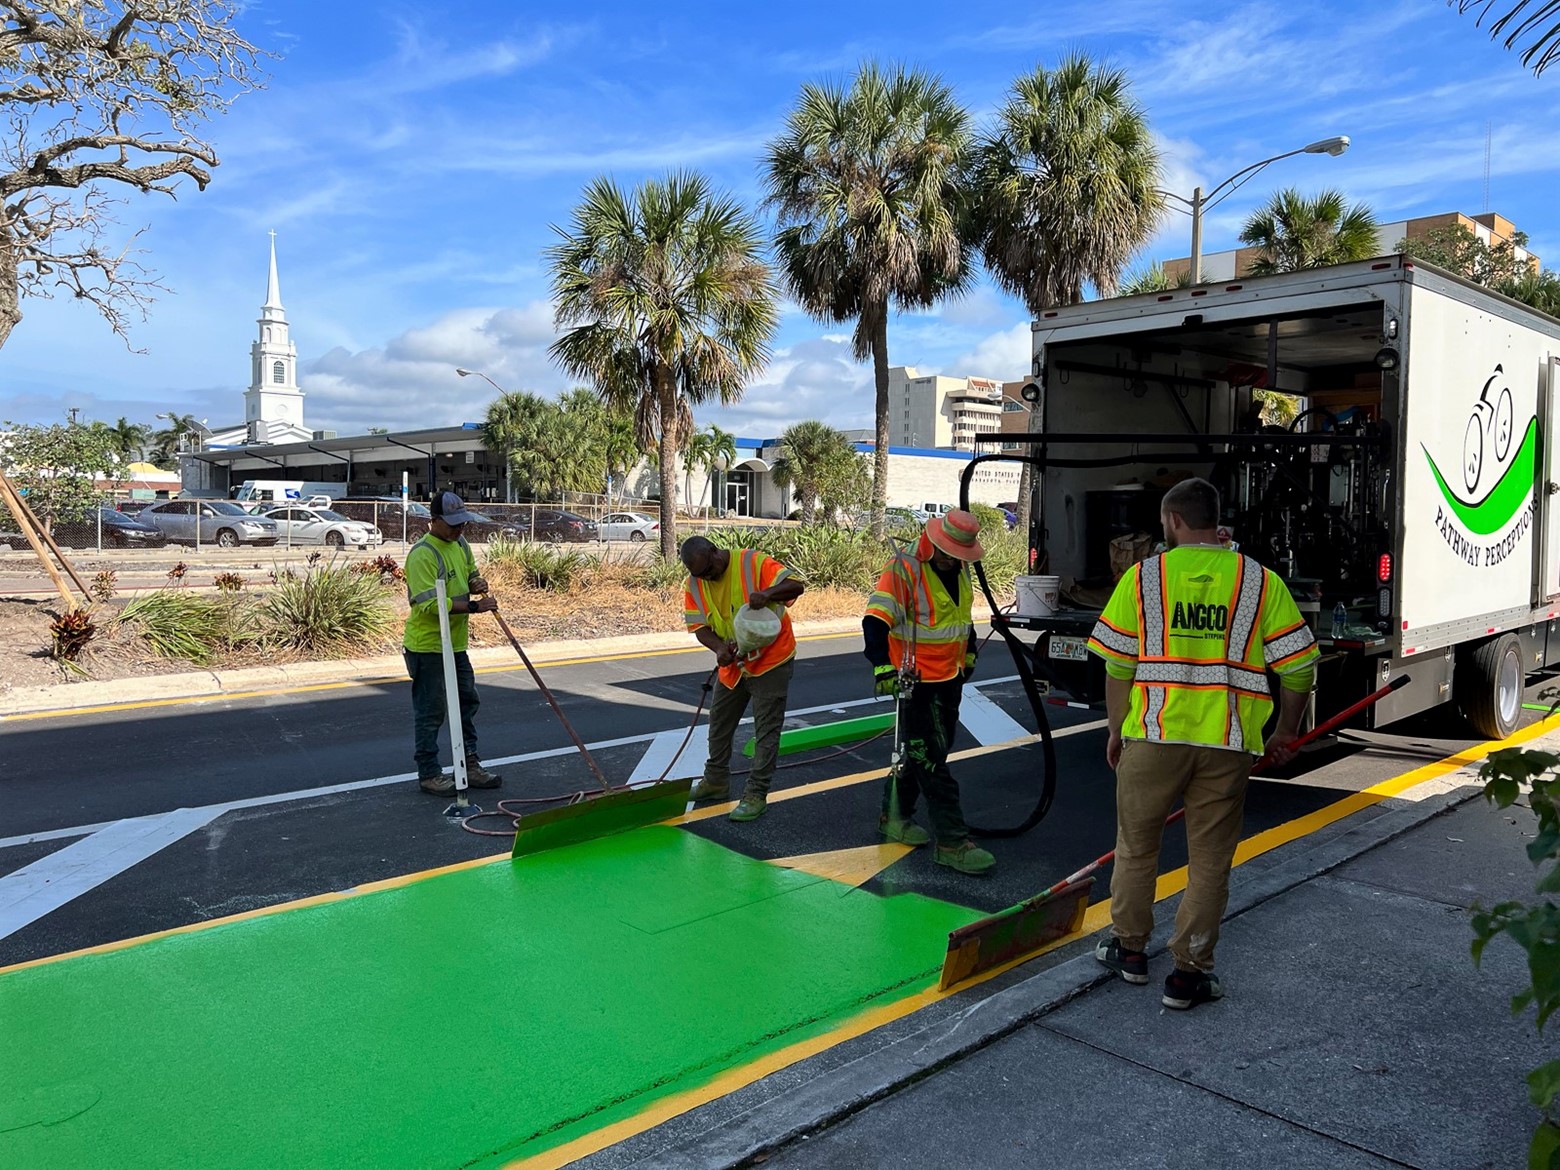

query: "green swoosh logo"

left=1423, top=416, right=1538, bottom=536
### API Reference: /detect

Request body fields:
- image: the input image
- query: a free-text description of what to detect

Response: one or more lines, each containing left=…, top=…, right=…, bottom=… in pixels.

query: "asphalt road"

left=0, top=631, right=1516, bottom=969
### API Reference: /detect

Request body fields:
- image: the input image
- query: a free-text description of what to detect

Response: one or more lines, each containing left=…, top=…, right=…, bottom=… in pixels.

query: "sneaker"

left=418, top=774, right=455, bottom=796
left=1095, top=937, right=1149, bottom=985
left=729, top=794, right=767, bottom=822
left=1162, top=969, right=1224, bottom=1010
left=934, top=840, right=996, bottom=875
left=879, top=817, right=931, bottom=846
left=464, top=758, right=502, bottom=789
left=690, top=778, right=730, bottom=802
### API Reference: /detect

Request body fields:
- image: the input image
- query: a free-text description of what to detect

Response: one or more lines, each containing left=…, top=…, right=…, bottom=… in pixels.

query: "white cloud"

left=700, top=335, right=875, bottom=438
left=951, top=322, right=1032, bottom=383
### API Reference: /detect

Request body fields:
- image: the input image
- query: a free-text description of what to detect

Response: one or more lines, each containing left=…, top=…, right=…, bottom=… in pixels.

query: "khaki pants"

left=1111, top=739, right=1252, bottom=973
left=703, top=659, right=794, bottom=798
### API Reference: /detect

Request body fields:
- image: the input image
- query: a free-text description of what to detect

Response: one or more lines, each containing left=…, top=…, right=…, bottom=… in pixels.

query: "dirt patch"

left=0, top=576, right=870, bottom=698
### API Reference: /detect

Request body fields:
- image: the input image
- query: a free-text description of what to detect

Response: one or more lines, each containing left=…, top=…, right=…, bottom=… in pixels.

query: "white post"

left=96, top=507, right=102, bottom=553
left=401, top=471, right=410, bottom=548
left=434, top=576, right=469, bottom=804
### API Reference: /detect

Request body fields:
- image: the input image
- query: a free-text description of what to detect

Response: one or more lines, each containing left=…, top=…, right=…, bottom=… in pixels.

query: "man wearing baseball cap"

left=863, top=508, right=994, bottom=874
left=402, top=491, right=503, bottom=795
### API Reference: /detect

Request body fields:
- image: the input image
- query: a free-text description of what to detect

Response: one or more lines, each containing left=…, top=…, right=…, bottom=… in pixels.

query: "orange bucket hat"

left=926, top=509, right=984, bottom=561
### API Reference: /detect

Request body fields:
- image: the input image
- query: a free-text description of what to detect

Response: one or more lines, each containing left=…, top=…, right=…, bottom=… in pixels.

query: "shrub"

left=90, top=569, right=117, bottom=602
left=50, top=607, right=96, bottom=663
left=261, top=563, right=396, bottom=654
left=969, top=502, right=1006, bottom=534
left=483, top=538, right=595, bottom=592
left=214, top=572, right=247, bottom=593
left=638, top=553, right=687, bottom=592
left=119, top=590, right=228, bottom=664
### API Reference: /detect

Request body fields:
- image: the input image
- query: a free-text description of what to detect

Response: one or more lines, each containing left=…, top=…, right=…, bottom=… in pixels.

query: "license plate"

left=1049, top=635, right=1089, bottom=662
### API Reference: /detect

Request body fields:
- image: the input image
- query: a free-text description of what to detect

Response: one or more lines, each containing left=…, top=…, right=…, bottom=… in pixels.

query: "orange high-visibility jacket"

left=684, top=547, right=798, bottom=688
left=864, top=535, right=973, bottom=683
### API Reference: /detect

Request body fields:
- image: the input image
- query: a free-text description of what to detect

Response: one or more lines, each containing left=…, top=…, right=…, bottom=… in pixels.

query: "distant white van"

left=234, top=480, right=346, bottom=505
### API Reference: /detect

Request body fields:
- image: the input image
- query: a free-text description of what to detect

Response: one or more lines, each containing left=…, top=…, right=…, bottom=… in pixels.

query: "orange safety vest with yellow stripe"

left=865, top=538, right=974, bottom=684
left=1086, top=545, right=1319, bottom=754
left=684, top=547, right=798, bottom=687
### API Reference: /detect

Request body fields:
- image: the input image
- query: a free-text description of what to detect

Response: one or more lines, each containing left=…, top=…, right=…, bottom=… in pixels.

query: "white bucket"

left=1014, top=574, right=1061, bottom=618
left=733, top=604, right=783, bottom=655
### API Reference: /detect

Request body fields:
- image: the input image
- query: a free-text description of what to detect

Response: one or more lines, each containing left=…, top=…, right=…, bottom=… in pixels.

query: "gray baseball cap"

left=429, top=491, right=475, bottom=526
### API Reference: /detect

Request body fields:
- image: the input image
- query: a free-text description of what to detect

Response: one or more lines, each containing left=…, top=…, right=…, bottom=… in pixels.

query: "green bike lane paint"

left=0, top=826, right=981, bottom=1169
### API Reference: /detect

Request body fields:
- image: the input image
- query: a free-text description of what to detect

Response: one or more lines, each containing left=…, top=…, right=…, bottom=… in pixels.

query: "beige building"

left=1162, top=211, right=1539, bottom=284
left=887, top=366, right=1005, bottom=451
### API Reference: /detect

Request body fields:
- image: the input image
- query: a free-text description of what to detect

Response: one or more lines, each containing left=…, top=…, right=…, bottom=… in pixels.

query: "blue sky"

left=4, top=0, right=1557, bottom=439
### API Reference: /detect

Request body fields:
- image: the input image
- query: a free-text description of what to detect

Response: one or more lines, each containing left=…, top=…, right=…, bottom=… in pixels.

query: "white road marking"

left=627, top=728, right=703, bottom=787
left=0, top=808, right=220, bottom=941
left=958, top=687, right=1035, bottom=746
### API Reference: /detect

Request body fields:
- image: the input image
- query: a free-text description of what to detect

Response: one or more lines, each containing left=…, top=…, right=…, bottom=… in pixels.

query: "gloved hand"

left=961, top=650, right=977, bottom=682
left=873, top=664, right=899, bottom=698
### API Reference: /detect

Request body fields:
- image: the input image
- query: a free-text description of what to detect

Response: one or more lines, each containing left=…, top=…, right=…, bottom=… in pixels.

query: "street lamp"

left=455, top=367, right=508, bottom=396
left=456, top=367, right=513, bottom=501
left=1163, top=136, right=1350, bottom=283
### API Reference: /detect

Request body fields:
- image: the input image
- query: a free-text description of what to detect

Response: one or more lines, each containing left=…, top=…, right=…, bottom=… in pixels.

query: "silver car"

left=140, top=500, right=280, bottom=548
left=598, top=511, right=659, bottom=542
left=263, top=506, right=383, bottom=549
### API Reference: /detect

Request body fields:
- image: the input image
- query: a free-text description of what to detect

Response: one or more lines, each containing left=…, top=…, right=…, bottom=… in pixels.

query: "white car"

left=599, top=511, right=660, bottom=542
left=263, top=506, right=383, bottom=549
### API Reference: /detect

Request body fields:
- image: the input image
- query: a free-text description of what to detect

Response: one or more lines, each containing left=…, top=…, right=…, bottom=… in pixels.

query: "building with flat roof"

left=1161, top=210, right=1539, bottom=284
left=887, top=366, right=1006, bottom=451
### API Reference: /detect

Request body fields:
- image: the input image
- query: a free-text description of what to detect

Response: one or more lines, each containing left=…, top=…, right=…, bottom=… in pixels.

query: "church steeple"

left=245, top=231, right=304, bottom=439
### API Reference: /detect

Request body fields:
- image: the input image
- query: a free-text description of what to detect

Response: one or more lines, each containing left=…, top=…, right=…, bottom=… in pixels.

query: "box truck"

left=973, top=255, right=1560, bottom=740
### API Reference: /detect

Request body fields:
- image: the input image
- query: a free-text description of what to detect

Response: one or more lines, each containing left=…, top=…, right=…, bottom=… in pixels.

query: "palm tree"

left=966, top=54, right=1163, bottom=533
left=1238, top=188, right=1378, bottom=275
left=683, top=426, right=714, bottom=514
left=483, top=390, right=538, bottom=503
left=149, top=412, right=198, bottom=467
left=770, top=420, right=853, bottom=523
left=1450, top=1, right=1560, bottom=75
left=704, top=424, right=736, bottom=517
left=1119, top=263, right=1191, bottom=296
left=105, top=416, right=150, bottom=463
left=548, top=172, right=778, bottom=559
left=763, top=61, right=973, bottom=538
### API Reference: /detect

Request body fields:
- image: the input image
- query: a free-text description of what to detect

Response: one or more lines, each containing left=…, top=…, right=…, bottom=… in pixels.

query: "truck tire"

left=1458, top=633, right=1524, bottom=740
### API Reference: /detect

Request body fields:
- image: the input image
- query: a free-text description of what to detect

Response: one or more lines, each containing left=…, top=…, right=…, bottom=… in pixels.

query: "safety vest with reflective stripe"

left=403, top=534, right=475, bottom=654
left=684, top=547, right=797, bottom=686
left=865, top=543, right=973, bottom=684
left=1086, top=545, right=1319, bottom=754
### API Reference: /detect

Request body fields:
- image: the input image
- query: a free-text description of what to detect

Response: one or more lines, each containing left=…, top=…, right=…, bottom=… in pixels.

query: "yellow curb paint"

left=1, top=630, right=854, bottom=722
left=767, top=843, right=915, bottom=887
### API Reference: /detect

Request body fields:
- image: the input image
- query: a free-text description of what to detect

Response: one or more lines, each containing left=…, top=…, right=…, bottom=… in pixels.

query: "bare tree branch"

left=0, top=0, right=269, bottom=350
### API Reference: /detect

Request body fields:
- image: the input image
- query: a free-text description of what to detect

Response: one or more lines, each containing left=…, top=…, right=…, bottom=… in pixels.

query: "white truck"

left=977, top=255, right=1560, bottom=740
left=234, top=480, right=347, bottom=506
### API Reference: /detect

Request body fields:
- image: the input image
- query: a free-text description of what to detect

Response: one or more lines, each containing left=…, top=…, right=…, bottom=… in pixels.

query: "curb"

left=0, top=616, right=873, bottom=716
left=617, top=773, right=1496, bottom=1170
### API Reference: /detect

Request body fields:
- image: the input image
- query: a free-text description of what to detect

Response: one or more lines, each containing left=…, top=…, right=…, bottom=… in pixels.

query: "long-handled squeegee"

left=937, top=674, right=1411, bottom=991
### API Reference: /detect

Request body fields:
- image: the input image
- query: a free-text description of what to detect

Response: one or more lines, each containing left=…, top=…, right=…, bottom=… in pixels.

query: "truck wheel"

left=1458, top=633, right=1524, bottom=740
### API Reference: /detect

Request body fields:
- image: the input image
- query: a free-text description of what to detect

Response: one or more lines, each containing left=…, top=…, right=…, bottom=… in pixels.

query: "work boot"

left=1095, top=937, right=1150, bottom=985
left=418, top=773, right=455, bottom=796
left=690, top=777, right=730, bottom=802
left=1162, top=969, right=1224, bottom=1011
left=464, top=757, right=502, bottom=789
left=729, top=794, right=768, bottom=822
left=879, top=816, right=931, bottom=846
left=934, top=840, right=996, bottom=875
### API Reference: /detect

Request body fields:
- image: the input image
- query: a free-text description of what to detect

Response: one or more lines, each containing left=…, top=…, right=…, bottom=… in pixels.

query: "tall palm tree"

left=770, top=420, right=852, bottom=523
left=703, top=424, right=736, bottom=517
left=1119, top=262, right=1191, bottom=296
left=149, top=412, right=198, bottom=467
left=683, top=426, right=714, bottom=514
left=967, top=54, right=1163, bottom=534
left=763, top=61, right=973, bottom=538
left=1238, top=188, right=1378, bottom=275
left=549, top=172, right=778, bottom=559
left=483, top=390, right=538, bottom=503
left=1450, top=1, right=1560, bottom=75
left=108, top=416, right=151, bottom=463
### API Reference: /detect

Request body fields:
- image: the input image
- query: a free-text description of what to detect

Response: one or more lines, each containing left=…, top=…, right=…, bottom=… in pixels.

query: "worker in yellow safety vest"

left=864, top=509, right=994, bottom=875
left=681, top=536, right=806, bottom=822
left=1086, top=477, right=1318, bottom=1010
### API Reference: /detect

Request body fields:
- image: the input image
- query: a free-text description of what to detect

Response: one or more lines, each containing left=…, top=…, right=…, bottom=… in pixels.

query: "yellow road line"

left=504, top=714, right=1559, bottom=1169
left=2, top=629, right=857, bottom=723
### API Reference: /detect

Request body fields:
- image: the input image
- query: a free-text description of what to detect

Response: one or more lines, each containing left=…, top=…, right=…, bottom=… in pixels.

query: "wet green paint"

left=0, top=827, right=980, bottom=1169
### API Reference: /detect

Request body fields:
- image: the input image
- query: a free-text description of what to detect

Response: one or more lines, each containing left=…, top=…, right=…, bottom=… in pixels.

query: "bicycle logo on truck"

left=1424, top=363, right=1537, bottom=568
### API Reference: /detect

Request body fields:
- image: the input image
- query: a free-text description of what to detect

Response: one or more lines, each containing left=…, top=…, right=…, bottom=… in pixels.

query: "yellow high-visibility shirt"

left=1086, top=545, right=1319, bottom=755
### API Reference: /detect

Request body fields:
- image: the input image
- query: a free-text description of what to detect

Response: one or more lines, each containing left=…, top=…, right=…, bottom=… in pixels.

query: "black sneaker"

left=1162, top=969, right=1224, bottom=1010
left=1095, top=937, right=1149, bottom=985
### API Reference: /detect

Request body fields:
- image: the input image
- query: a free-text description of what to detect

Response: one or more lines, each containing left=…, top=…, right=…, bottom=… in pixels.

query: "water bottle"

left=1331, top=602, right=1348, bottom=639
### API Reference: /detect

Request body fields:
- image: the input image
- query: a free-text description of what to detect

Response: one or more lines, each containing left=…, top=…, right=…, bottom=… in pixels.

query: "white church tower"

left=243, top=232, right=308, bottom=443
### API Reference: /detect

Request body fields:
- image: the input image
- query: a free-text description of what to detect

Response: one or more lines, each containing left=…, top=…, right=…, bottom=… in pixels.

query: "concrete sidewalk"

left=590, top=739, right=1553, bottom=1170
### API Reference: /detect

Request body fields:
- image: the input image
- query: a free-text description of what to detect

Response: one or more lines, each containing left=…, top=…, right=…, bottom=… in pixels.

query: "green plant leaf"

left=1528, top=1061, right=1560, bottom=1110
left=1488, top=775, right=1523, bottom=808
left=1529, top=1120, right=1560, bottom=1170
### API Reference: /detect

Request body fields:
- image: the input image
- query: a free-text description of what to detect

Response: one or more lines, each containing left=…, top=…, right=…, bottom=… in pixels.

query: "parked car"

left=598, top=511, right=658, bottom=542
left=332, top=499, right=519, bottom=543
left=47, top=508, right=170, bottom=549
left=262, top=506, right=383, bottom=549
left=526, top=509, right=599, bottom=543
left=139, top=500, right=280, bottom=547
left=114, top=500, right=154, bottom=516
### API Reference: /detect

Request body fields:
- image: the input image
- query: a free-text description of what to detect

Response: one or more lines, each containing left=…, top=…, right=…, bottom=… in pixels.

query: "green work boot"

left=690, top=778, right=730, bottom=803
left=935, top=840, right=996, bottom=875
left=729, top=794, right=768, bottom=822
left=879, top=817, right=931, bottom=846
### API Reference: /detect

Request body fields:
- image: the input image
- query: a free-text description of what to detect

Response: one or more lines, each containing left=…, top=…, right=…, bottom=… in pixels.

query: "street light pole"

left=455, top=367, right=512, bottom=502
left=1164, top=136, right=1350, bottom=284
